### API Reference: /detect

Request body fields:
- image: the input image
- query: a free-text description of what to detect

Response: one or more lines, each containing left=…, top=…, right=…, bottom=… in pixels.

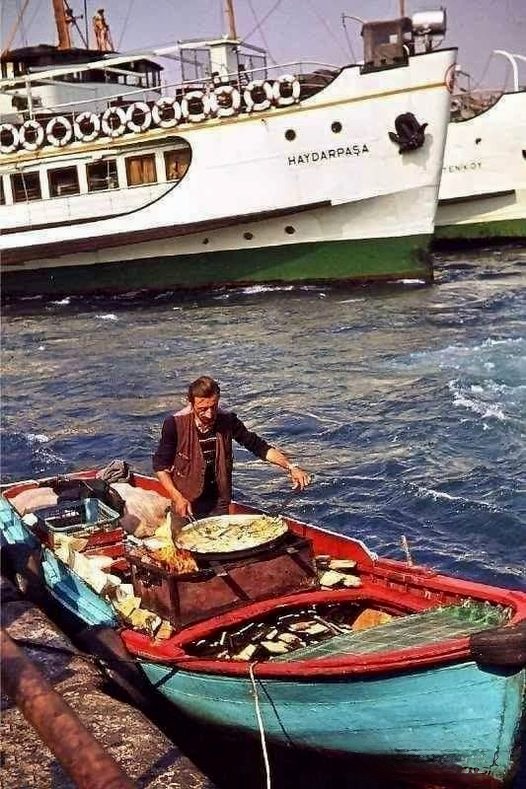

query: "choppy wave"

left=1, top=248, right=525, bottom=594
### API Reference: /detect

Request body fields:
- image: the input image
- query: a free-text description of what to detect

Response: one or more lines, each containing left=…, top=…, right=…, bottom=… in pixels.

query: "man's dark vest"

left=171, top=409, right=234, bottom=506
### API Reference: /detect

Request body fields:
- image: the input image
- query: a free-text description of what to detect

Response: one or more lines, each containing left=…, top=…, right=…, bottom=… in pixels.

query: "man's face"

left=192, top=395, right=219, bottom=430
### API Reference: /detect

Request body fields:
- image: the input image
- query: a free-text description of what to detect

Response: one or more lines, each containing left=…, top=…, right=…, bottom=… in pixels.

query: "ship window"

left=48, top=166, right=80, bottom=198
left=87, top=159, right=119, bottom=192
left=0, top=178, right=4, bottom=205
left=126, top=154, right=157, bottom=186
left=164, top=149, right=191, bottom=181
left=11, top=171, right=41, bottom=202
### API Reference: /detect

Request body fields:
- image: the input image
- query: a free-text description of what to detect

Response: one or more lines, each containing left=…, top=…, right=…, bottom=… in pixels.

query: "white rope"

left=248, top=662, right=272, bottom=789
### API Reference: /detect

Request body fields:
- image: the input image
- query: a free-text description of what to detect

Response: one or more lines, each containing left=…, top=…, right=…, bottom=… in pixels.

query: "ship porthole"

left=243, top=231, right=254, bottom=240
left=285, top=129, right=296, bottom=141
left=202, top=238, right=209, bottom=245
left=285, top=226, right=296, bottom=235
left=331, top=121, right=342, bottom=133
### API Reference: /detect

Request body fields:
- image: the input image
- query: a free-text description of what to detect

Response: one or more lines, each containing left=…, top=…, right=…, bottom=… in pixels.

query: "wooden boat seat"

left=272, top=602, right=509, bottom=661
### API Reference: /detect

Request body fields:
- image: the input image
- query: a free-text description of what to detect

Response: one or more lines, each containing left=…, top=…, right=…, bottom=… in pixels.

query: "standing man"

left=92, top=8, right=114, bottom=52
left=153, top=376, right=311, bottom=534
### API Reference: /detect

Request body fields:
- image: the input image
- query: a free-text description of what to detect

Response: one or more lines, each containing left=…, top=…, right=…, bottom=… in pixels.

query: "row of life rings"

left=0, top=75, right=301, bottom=154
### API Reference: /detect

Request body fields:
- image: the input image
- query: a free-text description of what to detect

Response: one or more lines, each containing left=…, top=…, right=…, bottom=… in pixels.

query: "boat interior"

left=2, top=471, right=521, bottom=669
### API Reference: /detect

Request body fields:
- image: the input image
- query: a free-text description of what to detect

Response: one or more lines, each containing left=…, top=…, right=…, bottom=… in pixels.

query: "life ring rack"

left=74, top=111, right=101, bottom=143
left=0, top=73, right=304, bottom=156
left=0, top=123, right=20, bottom=154
left=45, top=116, right=74, bottom=147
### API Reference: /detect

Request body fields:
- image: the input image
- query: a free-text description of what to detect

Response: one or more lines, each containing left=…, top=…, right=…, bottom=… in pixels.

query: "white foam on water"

left=27, top=433, right=50, bottom=443
left=50, top=297, right=71, bottom=305
left=239, top=285, right=296, bottom=294
left=416, top=485, right=497, bottom=510
left=448, top=379, right=507, bottom=421
left=95, top=313, right=118, bottom=321
left=302, top=411, right=342, bottom=425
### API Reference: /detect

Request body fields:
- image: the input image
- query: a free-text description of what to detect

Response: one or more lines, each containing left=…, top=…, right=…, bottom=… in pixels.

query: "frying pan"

left=175, top=513, right=289, bottom=561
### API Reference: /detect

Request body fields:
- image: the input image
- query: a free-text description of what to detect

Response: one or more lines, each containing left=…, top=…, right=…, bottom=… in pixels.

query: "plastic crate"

left=35, top=498, right=123, bottom=548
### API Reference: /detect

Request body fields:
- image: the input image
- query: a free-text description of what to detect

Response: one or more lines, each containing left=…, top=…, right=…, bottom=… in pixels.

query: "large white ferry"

left=0, top=3, right=456, bottom=298
left=436, top=51, right=526, bottom=243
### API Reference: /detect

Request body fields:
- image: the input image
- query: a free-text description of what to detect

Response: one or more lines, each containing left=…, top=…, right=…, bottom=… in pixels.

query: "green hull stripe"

left=2, top=235, right=432, bottom=297
left=434, top=217, right=526, bottom=241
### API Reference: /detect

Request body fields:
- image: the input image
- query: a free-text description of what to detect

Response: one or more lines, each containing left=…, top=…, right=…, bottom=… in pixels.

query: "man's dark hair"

left=188, top=376, right=220, bottom=402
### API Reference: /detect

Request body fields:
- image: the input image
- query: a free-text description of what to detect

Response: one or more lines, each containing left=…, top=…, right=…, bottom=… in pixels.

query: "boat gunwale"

left=122, top=579, right=526, bottom=678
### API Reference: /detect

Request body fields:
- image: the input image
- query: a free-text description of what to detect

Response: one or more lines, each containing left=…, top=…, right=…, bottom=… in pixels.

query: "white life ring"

left=272, top=74, right=301, bottom=107
left=126, top=101, right=152, bottom=133
left=45, top=115, right=73, bottom=147
left=243, top=80, right=273, bottom=112
left=0, top=123, right=20, bottom=154
left=151, top=96, right=182, bottom=128
left=181, top=90, right=211, bottom=123
left=19, top=119, right=45, bottom=151
left=74, top=111, right=100, bottom=143
left=209, top=85, right=241, bottom=118
left=101, top=106, right=127, bottom=138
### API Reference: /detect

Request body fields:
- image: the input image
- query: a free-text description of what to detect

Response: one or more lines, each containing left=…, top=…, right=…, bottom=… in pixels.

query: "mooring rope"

left=248, top=662, right=272, bottom=789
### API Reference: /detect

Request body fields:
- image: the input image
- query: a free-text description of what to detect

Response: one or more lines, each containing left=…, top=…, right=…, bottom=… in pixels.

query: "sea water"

left=1, top=248, right=525, bottom=593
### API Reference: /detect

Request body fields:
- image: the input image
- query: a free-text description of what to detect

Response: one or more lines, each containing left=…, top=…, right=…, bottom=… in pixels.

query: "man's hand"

left=171, top=493, right=194, bottom=519
left=288, top=465, right=312, bottom=490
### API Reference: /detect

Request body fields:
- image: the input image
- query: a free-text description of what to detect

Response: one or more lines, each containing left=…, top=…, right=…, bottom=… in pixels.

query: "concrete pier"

left=0, top=576, right=215, bottom=789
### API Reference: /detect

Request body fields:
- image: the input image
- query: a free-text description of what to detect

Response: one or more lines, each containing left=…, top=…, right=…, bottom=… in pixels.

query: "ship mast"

left=225, top=0, right=238, bottom=39
left=52, top=0, right=72, bottom=49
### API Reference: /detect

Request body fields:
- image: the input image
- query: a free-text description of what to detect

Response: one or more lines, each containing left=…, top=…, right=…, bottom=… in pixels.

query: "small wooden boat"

left=1, top=469, right=525, bottom=788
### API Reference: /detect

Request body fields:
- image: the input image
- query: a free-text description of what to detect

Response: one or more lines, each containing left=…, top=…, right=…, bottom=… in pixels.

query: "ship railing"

left=449, top=88, right=504, bottom=121
left=19, top=60, right=339, bottom=118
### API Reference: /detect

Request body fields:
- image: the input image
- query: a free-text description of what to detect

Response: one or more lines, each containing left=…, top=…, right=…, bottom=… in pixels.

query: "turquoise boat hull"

left=140, top=658, right=524, bottom=787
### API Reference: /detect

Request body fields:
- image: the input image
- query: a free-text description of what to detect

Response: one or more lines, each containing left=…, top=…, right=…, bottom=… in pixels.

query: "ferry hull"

left=1, top=233, right=431, bottom=298
left=435, top=92, right=526, bottom=245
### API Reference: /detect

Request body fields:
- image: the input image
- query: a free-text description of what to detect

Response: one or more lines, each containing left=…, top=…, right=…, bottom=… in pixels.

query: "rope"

left=248, top=662, right=272, bottom=789
left=240, top=0, right=284, bottom=46
left=246, top=0, right=277, bottom=66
